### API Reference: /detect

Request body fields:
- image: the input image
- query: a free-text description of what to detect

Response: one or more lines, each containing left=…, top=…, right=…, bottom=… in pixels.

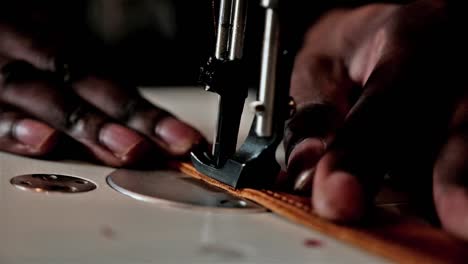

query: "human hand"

left=283, top=0, right=468, bottom=240
left=0, top=17, right=204, bottom=167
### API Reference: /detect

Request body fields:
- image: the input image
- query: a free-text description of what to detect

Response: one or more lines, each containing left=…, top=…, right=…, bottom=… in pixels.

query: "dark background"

left=0, top=0, right=410, bottom=87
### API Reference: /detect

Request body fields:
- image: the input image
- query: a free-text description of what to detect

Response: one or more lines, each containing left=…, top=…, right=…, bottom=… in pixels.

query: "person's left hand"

left=0, top=7, right=205, bottom=167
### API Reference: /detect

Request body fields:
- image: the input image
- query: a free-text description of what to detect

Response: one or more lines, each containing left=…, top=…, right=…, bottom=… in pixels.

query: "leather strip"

left=171, top=161, right=468, bottom=264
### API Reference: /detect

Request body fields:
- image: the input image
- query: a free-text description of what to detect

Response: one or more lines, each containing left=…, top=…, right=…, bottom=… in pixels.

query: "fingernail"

left=100, top=123, right=146, bottom=159
left=293, top=168, right=314, bottom=193
left=288, top=138, right=327, bottom=192
left=14, top=119, right=57, bottom=150
left=155, top=117, right=202, bottom=155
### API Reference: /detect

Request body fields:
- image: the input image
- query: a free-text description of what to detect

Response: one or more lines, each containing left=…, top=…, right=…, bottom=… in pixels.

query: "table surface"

left=0, top=87, right=389, bottom=264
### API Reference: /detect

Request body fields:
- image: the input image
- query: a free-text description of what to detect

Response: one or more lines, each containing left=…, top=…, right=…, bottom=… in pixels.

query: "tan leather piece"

left=171, top=162, right=468, bottom=264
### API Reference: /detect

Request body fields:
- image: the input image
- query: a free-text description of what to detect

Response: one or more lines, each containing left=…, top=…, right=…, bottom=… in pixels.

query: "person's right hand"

left=0, top=19, right=204, bottom=167
left=282, top=0, right=468, bottom=241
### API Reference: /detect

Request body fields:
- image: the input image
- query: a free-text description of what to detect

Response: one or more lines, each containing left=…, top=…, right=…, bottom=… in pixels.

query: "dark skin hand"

left=0, top=14, right=204, bottom=167
left=284, top=0, right=468, bottom=241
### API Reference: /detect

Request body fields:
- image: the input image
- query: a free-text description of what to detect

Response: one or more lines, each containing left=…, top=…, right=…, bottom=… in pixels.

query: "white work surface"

left=0, top=87, right=389, bottom=264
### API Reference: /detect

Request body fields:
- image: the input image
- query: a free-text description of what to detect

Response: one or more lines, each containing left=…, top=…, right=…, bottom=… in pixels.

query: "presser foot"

left=190, top=127, right=281, bottom=189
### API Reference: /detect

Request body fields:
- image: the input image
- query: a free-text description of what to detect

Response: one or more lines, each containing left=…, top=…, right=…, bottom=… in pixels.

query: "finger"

left=0, top=61, right=152, bottom=167
left=433, top=98, right=468, bottom=241
left=0, top=106, right=59, bottom=156
left=309, top=1, right=451, bottom=221
left=0, top=22, right=101, bottom=84
left=311, top=67, right=399, bottom=221
left=0, top=23, right=58, bottom=72
left=72, top=76, right=204, bottom=156
left=433, top=131, right=468, bottom=241
left=312, top=44, right=453, bottom=222
left=287, top=138, right=327, bottom=193
left=284, top=53, right=357, bottom=192
left=285, top=4, right=402, bottom=192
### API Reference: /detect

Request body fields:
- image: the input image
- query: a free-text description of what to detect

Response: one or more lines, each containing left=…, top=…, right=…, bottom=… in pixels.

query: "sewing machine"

left=192, top=0, right=295, bottom=188
left=0, top=1, right=413, bottom=263
left=1, top=86, right=392, bottom=264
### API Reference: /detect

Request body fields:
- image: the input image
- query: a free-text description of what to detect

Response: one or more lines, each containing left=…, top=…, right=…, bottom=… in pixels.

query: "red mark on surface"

left=304, top=239, right=323, bottom=248
left=101, top=226, right=117, bottom=240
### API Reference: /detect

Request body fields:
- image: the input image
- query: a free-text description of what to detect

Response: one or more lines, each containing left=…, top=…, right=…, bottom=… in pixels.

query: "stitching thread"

left=264, top=190, right=311, bottom=212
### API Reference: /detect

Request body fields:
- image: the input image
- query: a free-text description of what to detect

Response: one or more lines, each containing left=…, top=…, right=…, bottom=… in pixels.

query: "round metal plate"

left=10, top=174, right=96, bottom=193
left=107, top=169, right=266, bottom=212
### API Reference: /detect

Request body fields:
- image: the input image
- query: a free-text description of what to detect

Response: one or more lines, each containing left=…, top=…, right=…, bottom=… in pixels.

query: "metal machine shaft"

left=192, top=0, right=291, bottom=189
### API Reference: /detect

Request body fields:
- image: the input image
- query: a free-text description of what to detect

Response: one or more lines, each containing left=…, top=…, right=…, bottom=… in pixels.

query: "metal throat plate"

left=107, top=169, right=266, bottom=213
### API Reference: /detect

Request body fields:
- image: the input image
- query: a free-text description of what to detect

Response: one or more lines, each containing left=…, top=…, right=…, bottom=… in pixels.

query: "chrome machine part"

left=215, top=0, right=248, bottom=61
left=107, top=169, right=266, bottom=212
left=255, top=0, right=280, bottom=137
left=215, top=0, right=233, bottom=60
left=192, top=0, right=285, bottom=188
left=10, top=174, right=96, bottom=193
left=229, top=0, right=248, bottom=60
left=211, top=0, right=249, bottom=163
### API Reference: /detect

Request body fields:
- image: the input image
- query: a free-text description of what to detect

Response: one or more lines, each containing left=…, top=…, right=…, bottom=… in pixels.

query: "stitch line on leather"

left=264, top=190, right=311, bottom=212
left=241, top=189, right=444, bottom=264
left=264, top=190, right=311, bottom=211
left=170, top=161, right=468, bottom=264
left=242, top=190, right=308, bottom=217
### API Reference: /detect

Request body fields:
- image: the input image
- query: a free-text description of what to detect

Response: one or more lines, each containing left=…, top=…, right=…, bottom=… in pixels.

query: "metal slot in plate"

left=10, top=174, right=96, bottom=193
left=107, top=169, right=266, bottom=213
